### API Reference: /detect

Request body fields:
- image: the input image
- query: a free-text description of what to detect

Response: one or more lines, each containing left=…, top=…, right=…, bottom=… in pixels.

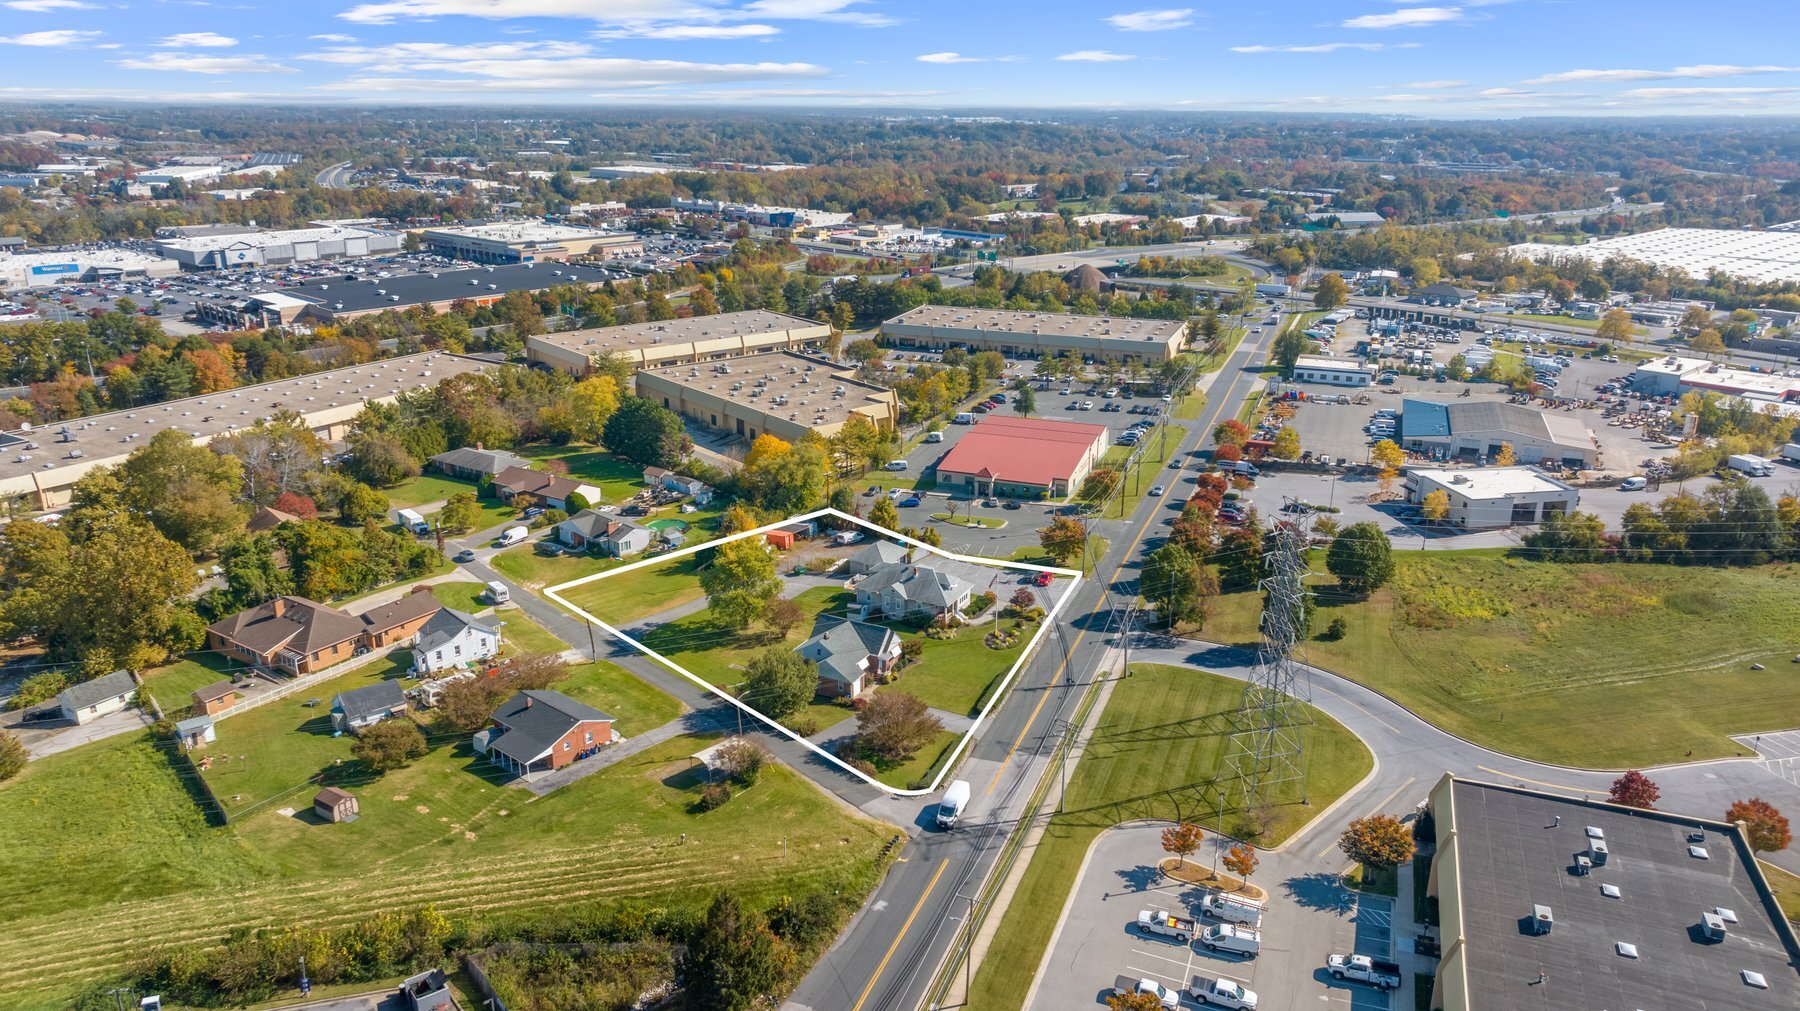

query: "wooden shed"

left=192, top=680, right=239, bottom=716
left=313, top=786, right=359, bottom=823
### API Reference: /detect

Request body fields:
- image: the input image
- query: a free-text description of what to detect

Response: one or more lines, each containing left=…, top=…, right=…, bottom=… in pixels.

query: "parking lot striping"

left=1473, top=765, right=1595, bottom=797
left=1315, top=776, right=1416, bottom=859
left=849, top=857, right=948, bottom=1011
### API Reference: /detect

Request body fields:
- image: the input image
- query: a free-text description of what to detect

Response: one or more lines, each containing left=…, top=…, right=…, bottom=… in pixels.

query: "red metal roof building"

left=933, top=415, right=1111, bottom=499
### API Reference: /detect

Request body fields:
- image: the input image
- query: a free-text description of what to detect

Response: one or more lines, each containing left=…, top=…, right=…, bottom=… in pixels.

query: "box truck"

left=935, top=779, right=970, bottom=829
left=396, top=508, right=430, bottom=535
left=1781, top=443, right=1800, bottom=465
left=1728, top=453, right=1774, bottom=477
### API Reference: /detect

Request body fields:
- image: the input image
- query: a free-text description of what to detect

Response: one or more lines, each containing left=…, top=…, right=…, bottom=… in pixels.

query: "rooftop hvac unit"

left=67, top=449, right=82, bottom=459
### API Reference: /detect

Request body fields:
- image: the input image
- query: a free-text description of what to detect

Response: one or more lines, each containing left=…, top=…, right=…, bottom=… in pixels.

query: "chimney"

left=524, top=696, right=534, bottom=709
left=270, top=598, right=286, bottom=617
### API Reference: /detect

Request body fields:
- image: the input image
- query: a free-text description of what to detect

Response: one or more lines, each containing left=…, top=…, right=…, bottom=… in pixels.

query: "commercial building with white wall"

left=636, top=351, right=898, bottom=444
left=527, top=310, right=832, bottom=374
left=0, top=249, right=180, bottom=288
left=154, top=224, right=402, bottom=270
left=420, top=222, right=641, bottom=264
left=1405, top=467, right=1578, bottom=529
left=880, top=306, right=1185, bottom=365
left=1290, top=354, right=1374, bottom=387
left=1633, top=355, right=1800, bottom=403
left=1399, top=398, right=1598, bottom=468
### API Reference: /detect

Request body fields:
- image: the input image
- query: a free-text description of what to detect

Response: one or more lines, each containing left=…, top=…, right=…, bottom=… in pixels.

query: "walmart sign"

left=29, top=263, right=79, bottom=276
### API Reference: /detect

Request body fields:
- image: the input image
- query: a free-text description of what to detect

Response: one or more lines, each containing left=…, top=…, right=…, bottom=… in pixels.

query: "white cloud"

left=306, top=49, right=828, bottom=94
left=309, top=34, right=358, bottom=42
left=594, top=24, right=780, bottom=39
left=916, top=51, right=980, bottom=63
left=1404, top=79, right=1464, bottom=88
left=1613, top=86, right=1800, bottom=101
left=1527, top=64, right=1800, bottom=85
left=0, top=29, right=100, bottom=45
left=1232, top=41, right=1419, bottom=53
left=737, top=0, right=897, bottom=25
left=1056, top=50, right=1137, bottom=62
left=117, top=52, right=298, bottom=73
left=337, top=0, right=897, bottom=28
left=301, top=40, right=591, bottom=64
left=4, top=0, right=98, bottom=10
left=1341, top=6, right=1463, bottom=29
left=1105, top=8, right=1194, bottom=31
left=157, top=32, right=238, bottom=47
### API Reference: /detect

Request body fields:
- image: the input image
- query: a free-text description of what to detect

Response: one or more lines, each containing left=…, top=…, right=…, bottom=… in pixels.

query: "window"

left=563, top=740, right=571, bottom=751
left=584, top=731, right=593, bottom=744
left=454, top=644, right=462, bottom=656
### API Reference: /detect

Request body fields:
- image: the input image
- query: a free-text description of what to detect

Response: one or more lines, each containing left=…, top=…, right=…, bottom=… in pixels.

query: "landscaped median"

left=966, top=662, right=1373, bottom=1011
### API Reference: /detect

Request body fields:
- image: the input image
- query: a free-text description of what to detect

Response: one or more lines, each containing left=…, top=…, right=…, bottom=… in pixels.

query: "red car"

left=1033, top=571, right=1053, bottom=587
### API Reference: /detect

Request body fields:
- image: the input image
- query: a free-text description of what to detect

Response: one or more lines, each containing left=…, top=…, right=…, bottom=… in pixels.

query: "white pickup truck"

left=1188, top=975, right=1259, bottom=1008
left=1112, top=975, right=1179, bottom=1009
left=1137, top=909, right=1196, bottom=943
left=1326, top=953, right=1402, bottom=989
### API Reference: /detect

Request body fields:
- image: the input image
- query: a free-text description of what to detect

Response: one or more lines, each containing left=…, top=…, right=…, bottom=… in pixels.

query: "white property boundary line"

left=544, top=506, right=1082, bottom=797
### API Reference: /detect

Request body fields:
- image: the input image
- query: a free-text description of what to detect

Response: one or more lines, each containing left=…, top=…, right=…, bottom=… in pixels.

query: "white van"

left=1201, top=893, right=1266, bottom=929
left=484, top=580, right=510, bottom=605
left=952, top=412, right=976, bottom=425
left=936, top=779, right=970, bottom=830
left=1220, top=460, right=1260, bottom=478
left=1200, top=924, right=1261, bottom=958
left=496, top=525, right=529, bottom=547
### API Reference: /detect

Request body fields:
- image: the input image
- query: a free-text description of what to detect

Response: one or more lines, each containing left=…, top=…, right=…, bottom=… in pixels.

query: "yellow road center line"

left=851, top=857, right=950, bottom=1011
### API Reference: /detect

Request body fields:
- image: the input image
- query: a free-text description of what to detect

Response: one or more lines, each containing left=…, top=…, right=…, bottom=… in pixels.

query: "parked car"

left=453, top=549, right=477, bottom=563
left=899, top=495, right=922, bottom=507
left=884, top=460, right=909, bottom=471
left=1034, top=571, right=1053, bottom=587
left=1620, top=476, right=1648, bottom=491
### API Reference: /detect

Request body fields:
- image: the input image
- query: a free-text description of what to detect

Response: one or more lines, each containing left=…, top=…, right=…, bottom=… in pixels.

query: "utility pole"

left=1050, top=717, right=1080, bottom=813
left=955, top=891, right=989, bottom=1004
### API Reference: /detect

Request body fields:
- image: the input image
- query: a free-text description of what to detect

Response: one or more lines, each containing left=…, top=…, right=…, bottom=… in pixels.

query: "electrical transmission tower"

left=1225, top=504, right=1315, bottom=814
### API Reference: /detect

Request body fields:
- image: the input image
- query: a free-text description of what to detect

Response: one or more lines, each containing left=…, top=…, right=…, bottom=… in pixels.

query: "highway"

left=783, top=308, right=1287, bottom=1011
left=314, top=161, right=355, bottom=189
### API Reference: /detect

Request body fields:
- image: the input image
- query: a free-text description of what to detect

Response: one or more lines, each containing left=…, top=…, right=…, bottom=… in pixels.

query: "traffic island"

left=1157, top=858, right=1267, bottom=901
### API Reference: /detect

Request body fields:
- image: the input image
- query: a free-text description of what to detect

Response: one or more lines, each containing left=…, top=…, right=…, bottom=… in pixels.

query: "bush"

left=694, top=782, right=733, bottom=811
left=4, top=670, right=69, bottom=711
left=963, top=591, right=997, bottom=618
left=1320, top=616, right=1349, bottom=641
left=715, top=739, right=768, bottom=787
left=0, top=729, right=25, bottom=781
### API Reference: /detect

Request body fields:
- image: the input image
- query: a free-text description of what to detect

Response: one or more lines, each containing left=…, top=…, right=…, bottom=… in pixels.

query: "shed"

left=313, top=786, right=359, bottom=823
left=173, top=714, right=215, bottom=751
left=192, top=680, right=239, bottom=716
left=54, top=669, right=138, bottom=725
left=765, top=529, right=796, bottom=550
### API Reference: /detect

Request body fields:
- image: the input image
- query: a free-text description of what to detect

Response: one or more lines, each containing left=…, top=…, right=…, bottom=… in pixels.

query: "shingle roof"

left=416, top=607, right=499, bottom=654
left=246, top=506, right=301, bottom=534
left=428, top=446, right=530, bottom=476
left=849, top=540, right=908, bottom=569
left=799, top=617, right=897, bottom=688
left=358, top=588, right=443, bottom=634
left=864, top=563, right=971, bottom=609
left=57, top=669, right=136, bottom=712
left=487, top=690, right=613, bottom=765
left=173, top=714, right=214, bottom=736
left=314, top=786, right=355, bottom=806
left=560, top=508, right=610, bottom=537
left=333, top=680, right=407, bottom=724
left=192, top=680, right=237, bottom=705
left=208, top=597, right=366, bottom=657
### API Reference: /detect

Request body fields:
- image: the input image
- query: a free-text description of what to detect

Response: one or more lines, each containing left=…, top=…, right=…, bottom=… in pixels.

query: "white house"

left=856, top=563, right=973, bottom=622
left=413, top=608, right=503, bottom=674
left=53, top=669, right=138, bottom=725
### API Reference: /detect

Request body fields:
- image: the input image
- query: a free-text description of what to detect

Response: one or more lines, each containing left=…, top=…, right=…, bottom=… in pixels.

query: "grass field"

left=1098, top=425, right=1182, bottom=519
left=515, top=444, right=645, bottom=503
left=1009, top=536, right=1109, bottom=573
left=967, top=663, right=1373, bottom=1010
left=1207, top=550, right=1800, bottom=767
left=384, top=473, right=517, bottom=530
left=555, top=554, right=706, bottom=626
left=426, top=579, right=493, bottom=615
left=1761, top=861, right=1800, bottom=924
left=931, top=513, right=1005, bottom=529
left=491, top=545, right=611, bottom=589
left=0, top=725, right=891, bottom=1009
left=1172, top=391, right=1210, bottom=421
left=140, top=653, right=237, bottom=714
left=870, top=728, right=959, bottom=790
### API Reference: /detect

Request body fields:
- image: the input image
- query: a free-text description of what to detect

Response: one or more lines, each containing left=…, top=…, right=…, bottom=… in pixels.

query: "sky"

left=1, top=0, right=1798, bottom=116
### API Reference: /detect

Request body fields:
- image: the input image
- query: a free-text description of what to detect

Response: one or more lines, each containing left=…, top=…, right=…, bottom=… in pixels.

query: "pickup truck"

left=1188, top=976, right=1259, bottom=1009
left=1112, top=975, right=1179, bottom=1009
left=1136, top=909, right=1196, bottom=942
left=1326, top=953, right=1402, bottom=989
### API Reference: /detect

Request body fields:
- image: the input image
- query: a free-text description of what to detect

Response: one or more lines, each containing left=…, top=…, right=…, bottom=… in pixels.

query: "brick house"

left=191, top=680, right=239, bottom=716
left=475, top=690, right=614, bottom=779
left=491, top=466, right=601, bottom=511
left=358, top=586, right=446, bottom=648
left=796, top=617, right=901, bottom=698
left=206, top=597, right=369, bottom=676
left=427, top=446, right=531, bottom=480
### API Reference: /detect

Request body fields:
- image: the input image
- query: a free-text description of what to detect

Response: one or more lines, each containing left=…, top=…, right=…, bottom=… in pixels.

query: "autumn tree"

left=438, top=492, right=481, bottom=533
left=1141, top=543, right=1219, bottom=629
left=1608, top=769, right=1660, bottom=809
left=1270, top=426, right=1301, bottom=461
left=1691, top=328, right=1726, bottom=355
left=1371, top=439, right=1403, bottom=496
left=701, top=538, right=782, bottom=630
left=352, top=719, right=428, bottom=773
left=1107, top=993, right=1165, bottom=1011
left=1409, top=257, right=1441, bottom=287
left=271, top=491, right=318, bottom=520
left=1421, top=488, right=1451, bottom=524
left=1596, top=308, right=1634, bottom=346
left=1212, top=419, right=1251, bottom=449
left=1313, top=272, right=1349, bottom=310
left=1161, top=821, right=1205, bottom=870
left=1494, top=442, right=1517, bottom=467
left=1725, top=798, right=1791, bottom=854
left=1339, top=814, right=1415, bottom=869
left=1038, top=516, right=1089, bottom=565
left=762, top=597, right=804, bottom=640
left=854, top=691, right=942, bottom=762
left=869, top=495, right=900, bottom=531
left=1222, top=844, right=1259, bottom=888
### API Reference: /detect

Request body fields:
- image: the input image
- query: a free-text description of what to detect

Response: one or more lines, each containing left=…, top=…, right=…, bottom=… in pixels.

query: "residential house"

left=246, top=505, right=301, bottom=534
left=491, top=466, right=601, bottom=511
left=557, top=508, right=611, bottom=549
left=330, top=680, right=409, bottom=735
left=594, top=519, right=653, bottom=559
left=428, top=446, right=531, bottom=480
left=206, top=596, right=367, bottom=676
left=413, top=608, right=502, bottom=674
left=474, top=690, right=615, bottom=779
left=643, top=466, right=714, bottom=505
left=359, top=586, right=445, bottom=647
left=191, top=680, right=239, bottom=716
left=400, top=969, right=453, bottom=1011
left=796, top=617, right=902, bottom=698
left=314, top=786, right=359, bottom=823
left=856, top=563, right=972, bottom=622
left=53, top=669, right=138, bottom=725
left=173, top=714, right=216, bottom=751
left=843, top=539, right=908, bottom=575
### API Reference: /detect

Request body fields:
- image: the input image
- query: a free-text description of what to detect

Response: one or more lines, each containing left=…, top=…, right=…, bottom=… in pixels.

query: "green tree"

left=1038, top=516, right=1088, bottom=564
left=0, top=729, right=25, bottom=781
left=117, top=429, right=246, bottom=553
left=438, top=492, right=481, bottom=533
left=869, top=495, right=900, bottom=530
left=602, top=397, right=689, bottom=468
left=1272, top=325, right=1308, bottom=375
left=340, top=481, right=391, bottom=525
left=1141, top=543, right=1219, bottom=629
left=741, top=647, right=817, bottom=719
left=1312, top=272, right=1349, bottom=310
left=1325, top=522, right=1395, bottom=596
left=351, top=719, right=428, bottom=773
left=1338, top=814, right=1415, bottom=868
left=1013, top=384, right=1036, bottom=416
left=345, top=432, right=422, bottom=489
left=1409, top=257, right=1441, bottom=287
left=700, top=538, right=782, bottom=630
left=679, top=893, right=789, bottom=1011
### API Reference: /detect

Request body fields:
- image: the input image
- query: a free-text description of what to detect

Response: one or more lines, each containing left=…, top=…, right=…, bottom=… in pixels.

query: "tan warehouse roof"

left=639, top=351, right=894, bottom=430
left=883, top=306, right=1184, bottom=344
left=529, top=309, right=828, bottom=366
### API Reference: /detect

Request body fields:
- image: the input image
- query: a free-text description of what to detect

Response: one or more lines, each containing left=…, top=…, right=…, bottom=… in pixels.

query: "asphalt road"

left=314, top=161, right=355, bottom=189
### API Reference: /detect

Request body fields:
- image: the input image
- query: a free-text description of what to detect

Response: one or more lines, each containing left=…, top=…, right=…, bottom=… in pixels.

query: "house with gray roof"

left=856, top=563, right=973, bottom=622
left=53, top=669, right=138, bottom=725
left=843, top=539, right=909, bottom=575
left=427, top=446, right=531, bottom=480
left=796, top=617, right=901, bottom=698
left=474, top=690, right=614, bottom=780
left=412, top=608, right=502, bottom=674
left=330, top=680, right=409, bottom=735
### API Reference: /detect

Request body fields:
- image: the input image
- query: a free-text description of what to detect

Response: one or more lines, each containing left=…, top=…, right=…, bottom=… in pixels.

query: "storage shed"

left=313, top=786, right=359, bottom=823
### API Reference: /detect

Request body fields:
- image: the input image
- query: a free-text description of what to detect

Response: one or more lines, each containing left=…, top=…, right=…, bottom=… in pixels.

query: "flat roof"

left=532, top=309, right=827, bottom=359
left=264, top=261, right=614, bottom=315
left=0, top=352, right=492, bottom=487
left=935, top=414, right=1108, bottom=488
left=639, top=351, right=892, bottom=429
left=1294, top=354, right=1370, bottom=370
left=154, top=224, right=393, bottom=254
left=1410, top=466, right=1571, bottom=499
left=3, top=248, right=178, bottom=271
left=884, top=306, right=1184, bottom=345
left=1446, top=777, right=1798, bottom=1010
left=422, top=222, right=625, bottom=245
left=1510, top=227, right=1800, bottom=285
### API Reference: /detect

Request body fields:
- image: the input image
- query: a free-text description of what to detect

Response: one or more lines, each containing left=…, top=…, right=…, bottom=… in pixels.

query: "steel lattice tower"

left=1226, top=505, right=1314, bottom=813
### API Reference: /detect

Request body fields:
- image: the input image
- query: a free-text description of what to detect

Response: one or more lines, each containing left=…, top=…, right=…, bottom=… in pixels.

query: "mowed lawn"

left=140, top=652, right=237, bottom=714
left=555, top=554, right=707, bottom=626
left=492, top=544, right=612, bottom=589
left=968, top=663, right=1372, bottom=1011
left=1206, top=550, right=1800, bottom=767
left=0, top=727, right=891, bottom=1010
left=383, top=472, right=518, bottom=530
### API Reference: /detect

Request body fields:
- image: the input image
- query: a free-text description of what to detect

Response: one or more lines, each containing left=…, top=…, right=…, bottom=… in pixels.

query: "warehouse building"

left=0, top=248, right=181, bottom=289
left=527, top=310, right=832, bottom=374
left=637, top=351, right=898, bottom=444
left=222, top=261, right=618, bottom=327
left=880, top=307, right=1186, bottom=365
left=1405, top=466, right=1577, bottom=529
left=153, top=224, right=403, bottom=270
left=1509, top=226, right=1800, bottom=285
left=1632, top=355, right=1800, bottom=403
left=1291, top=354, right=1375, bottom=387
left=0, top=351, right=491, bottom=511
left=933, top=415, right=1111, bottom=499
left=421, top=222, right=642, bottom=264
left=1422, top=773, right=1799, bottom=1011
left=1398, top=398, right=1597, bottom=468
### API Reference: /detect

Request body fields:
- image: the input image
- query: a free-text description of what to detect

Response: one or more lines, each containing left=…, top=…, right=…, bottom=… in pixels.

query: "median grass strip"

left=967, top=663, right=1372, bottom=1011
left=1207, top=549, right=1800, bottom=767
